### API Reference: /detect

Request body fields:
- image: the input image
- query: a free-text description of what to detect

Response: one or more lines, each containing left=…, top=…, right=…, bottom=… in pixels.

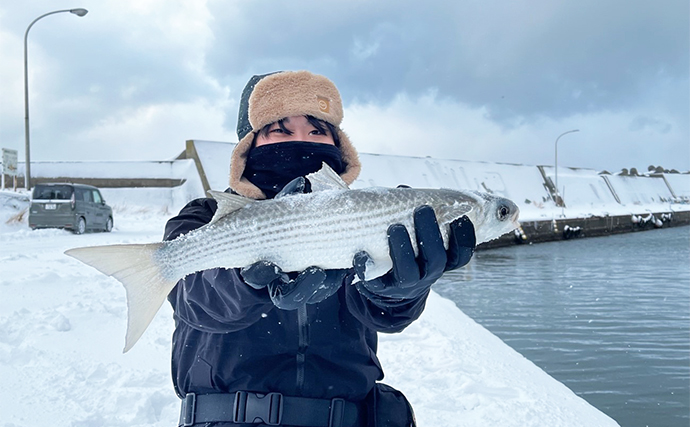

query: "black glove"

left=240, top=261, right=349, bottom=310
left=353, top=205, right=476, bottom=302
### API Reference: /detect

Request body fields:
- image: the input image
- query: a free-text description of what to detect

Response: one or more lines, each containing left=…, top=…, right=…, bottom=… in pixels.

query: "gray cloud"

left=206, top=0, right=688, bottom=123
left=629, top=116, right=672, bottom=134
left=0, top=0, right=687, bottom=171
left=1, top=1, right=222, bottom=154
left=35, top=25, right=216, bottom=124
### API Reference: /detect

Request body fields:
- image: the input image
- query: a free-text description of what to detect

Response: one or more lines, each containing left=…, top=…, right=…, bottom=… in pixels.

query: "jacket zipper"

left=296, top=304, right=309, bottom=394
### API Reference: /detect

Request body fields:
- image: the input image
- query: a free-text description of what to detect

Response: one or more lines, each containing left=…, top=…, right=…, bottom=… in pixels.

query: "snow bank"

left=664, top=173, right=690, bottom=200
left=97, top=160, right=205, bottom=215
left=8, top=158, right=205, bottom=214
left=11, top=141, right=690, bottom=225
left=187, top=141, right=688, bottom=222
left=0, top=197, right=618, bottom=426
left=0, top=190, right=30, bottom=233
left=19, top=160, right=180, bottom=179
left=603, top=174, right=674, bottom=205
left=190, top=140, right=235, bottom=192
left=541, top=167, right=620, bottom=212
left=353, top=153, right=555, bottom=222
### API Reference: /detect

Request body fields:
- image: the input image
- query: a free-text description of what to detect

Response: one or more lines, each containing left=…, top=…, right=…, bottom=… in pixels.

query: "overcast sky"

left=1, top=0, right=688, bottom=173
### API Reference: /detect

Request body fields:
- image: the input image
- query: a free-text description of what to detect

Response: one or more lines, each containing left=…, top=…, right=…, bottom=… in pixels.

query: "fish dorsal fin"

left=207, top=190, right=253, bottom=224
left=436, top=203, right=473, bottom=225
left=306, top=162, right=350, bottom=191
left=275, top=177, right=307, bottom=199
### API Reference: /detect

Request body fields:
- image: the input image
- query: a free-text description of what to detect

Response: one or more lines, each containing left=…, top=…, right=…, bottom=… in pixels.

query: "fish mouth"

left=510, top=206, right=521, bottom=227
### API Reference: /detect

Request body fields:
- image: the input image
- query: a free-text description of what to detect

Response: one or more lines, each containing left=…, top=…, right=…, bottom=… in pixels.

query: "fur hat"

left=229, top=70, right=361, bottom=199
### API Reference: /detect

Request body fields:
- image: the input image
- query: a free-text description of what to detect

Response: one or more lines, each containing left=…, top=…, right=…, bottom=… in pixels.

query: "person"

left=163, top=70, right=477, bottom=427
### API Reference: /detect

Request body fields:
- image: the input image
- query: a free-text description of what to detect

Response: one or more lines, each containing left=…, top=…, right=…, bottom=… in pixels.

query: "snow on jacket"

left=163, top=196, right=430, bottom=401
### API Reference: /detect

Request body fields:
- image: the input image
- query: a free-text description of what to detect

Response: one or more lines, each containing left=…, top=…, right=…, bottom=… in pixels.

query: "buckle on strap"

left=233, top=391, right=284, bottom=425
left=329, top=398, right=345, bottom=427
left=181, top=393, right=196, bottom=427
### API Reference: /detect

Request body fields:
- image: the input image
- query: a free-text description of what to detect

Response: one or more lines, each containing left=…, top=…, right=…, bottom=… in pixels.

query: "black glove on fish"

left=353, top=205, right=476, bottom=303
left=239, top=175, right=347, bottom=310
left=240, top=261, right=350, bottom=310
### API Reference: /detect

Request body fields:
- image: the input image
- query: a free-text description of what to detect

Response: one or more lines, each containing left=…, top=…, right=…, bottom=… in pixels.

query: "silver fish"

left=65, top=164, right=520, bottom=352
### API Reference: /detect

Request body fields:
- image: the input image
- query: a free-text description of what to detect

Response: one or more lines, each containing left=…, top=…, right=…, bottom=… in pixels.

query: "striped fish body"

left=65, top=164, right=519, bottom=352
left=161, top=186, right=518, bottom=282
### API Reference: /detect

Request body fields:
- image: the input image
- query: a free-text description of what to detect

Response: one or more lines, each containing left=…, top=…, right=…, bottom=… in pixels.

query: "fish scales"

left=230, top=194, right=399, bottom=269
left=64, top=164, right=520, bottom=352
left=160, top=188, right=475, bottom=279
left=167, top=194, right=336, bottom=274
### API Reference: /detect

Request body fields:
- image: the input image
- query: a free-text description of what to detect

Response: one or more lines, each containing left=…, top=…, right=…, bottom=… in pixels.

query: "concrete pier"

left=482, top=210, right=690, bottom=249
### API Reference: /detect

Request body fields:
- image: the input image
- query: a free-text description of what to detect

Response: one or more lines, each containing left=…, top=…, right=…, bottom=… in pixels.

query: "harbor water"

left=435, top=226, right=690, bottom=427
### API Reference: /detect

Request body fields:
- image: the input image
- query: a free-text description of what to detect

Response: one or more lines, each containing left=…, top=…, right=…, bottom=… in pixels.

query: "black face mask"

left=244, top=141, right=345, bottom=198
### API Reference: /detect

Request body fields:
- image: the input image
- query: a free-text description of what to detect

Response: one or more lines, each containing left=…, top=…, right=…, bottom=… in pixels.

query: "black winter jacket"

left=164, top=197, right=430, bottom=402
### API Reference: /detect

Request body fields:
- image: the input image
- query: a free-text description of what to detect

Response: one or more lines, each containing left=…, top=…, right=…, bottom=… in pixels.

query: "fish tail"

left=64, top=242, right=176, bottom=353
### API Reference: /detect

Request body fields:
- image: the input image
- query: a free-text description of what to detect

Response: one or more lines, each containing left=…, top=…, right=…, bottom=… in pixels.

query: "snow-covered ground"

left=0, top=190, right=619, bottom=426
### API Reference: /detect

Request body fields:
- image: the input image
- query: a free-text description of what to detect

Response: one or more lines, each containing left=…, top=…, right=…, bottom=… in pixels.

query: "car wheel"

left=74, top=217, right=86, bottom=235
left=105, top=217, right=113, bottom=232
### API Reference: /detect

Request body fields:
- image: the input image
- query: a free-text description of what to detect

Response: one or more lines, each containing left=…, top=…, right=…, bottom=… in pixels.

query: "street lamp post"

left=24, top=8, right=88, bottom=190
left=554, top=129, right=579, bottom=207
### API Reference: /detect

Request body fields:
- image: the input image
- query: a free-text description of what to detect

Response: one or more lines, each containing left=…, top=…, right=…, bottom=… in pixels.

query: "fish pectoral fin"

left=436, top=203, right=473, bottom=224
left=208, top=191, right=253, bottom=224
left=305, top=162, right=350, bottom=191
left=353, top=252, right=393, bottom=282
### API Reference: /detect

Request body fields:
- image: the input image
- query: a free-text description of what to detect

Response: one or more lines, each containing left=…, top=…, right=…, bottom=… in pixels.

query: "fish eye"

left=497, top=204, right=510, bottom=221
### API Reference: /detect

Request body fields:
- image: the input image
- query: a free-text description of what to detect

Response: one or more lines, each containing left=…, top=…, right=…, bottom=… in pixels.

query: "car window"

left=33, top=185, right=73, bottom=200
left=82, top=189, right=93, bottom=202
left=92, top=190, right=102, bottom=204
left=74, top=187, right=85, bottom=202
